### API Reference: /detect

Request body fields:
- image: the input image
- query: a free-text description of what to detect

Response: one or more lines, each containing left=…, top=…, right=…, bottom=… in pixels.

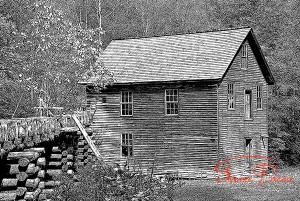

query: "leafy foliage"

left=0, top=0, right=109, bottom=118
left=51, top=162, right=184, bottom=201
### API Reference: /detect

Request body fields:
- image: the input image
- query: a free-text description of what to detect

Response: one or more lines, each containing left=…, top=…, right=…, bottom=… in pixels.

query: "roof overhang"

left=79, top=78, right=221, bottom=87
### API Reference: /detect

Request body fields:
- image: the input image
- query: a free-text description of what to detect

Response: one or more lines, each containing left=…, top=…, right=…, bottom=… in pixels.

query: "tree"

left=0, top=0, right=106, bottom=118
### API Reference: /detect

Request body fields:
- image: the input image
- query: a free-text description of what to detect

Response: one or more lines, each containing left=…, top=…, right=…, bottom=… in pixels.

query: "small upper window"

left=120, top=91, right=133, bottom=116
left=165, top=89, right=178, bottom=115
left=228, top=83, right=235, bottom=110
left=241, top=44, right=248, bottom=69
left=257, top=86, right=262, bottom=110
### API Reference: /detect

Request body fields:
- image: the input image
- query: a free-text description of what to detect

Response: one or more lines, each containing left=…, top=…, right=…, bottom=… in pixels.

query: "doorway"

left=245, top=138, right=253, bottom=168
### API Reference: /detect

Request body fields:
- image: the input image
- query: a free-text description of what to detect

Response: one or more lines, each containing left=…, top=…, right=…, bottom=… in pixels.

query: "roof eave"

left=248, top=29, right=275, bottom=85
left=79, top=78, right=221, bottom=87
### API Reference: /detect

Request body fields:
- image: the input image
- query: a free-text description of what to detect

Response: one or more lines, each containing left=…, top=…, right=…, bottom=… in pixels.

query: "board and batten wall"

left=218, top=40, right=269, bottom=175
left=86, top=83, right=219, bottom=177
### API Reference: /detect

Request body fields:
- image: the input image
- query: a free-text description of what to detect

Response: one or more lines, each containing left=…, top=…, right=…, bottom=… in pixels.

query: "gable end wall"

left=218, top=40, right=269, bottom=175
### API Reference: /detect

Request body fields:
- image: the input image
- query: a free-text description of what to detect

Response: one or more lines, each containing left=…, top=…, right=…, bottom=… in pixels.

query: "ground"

left=174, top=167, right=300, bottom=201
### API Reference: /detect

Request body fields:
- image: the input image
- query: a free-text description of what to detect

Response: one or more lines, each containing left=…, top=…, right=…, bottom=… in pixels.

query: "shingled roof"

left=85, top=27, right=274, bottom=85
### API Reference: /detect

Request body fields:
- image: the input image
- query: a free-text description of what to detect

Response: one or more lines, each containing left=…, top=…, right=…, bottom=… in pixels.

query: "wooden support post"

left=50, top=154, right=62, bottom=160
left=71, top=115, right=103, bottom=164
left=38, top=181, right=45, bottom=189
left=9, top=164, right=20, bottom=175
left=26, top=163, right=40, bottom=175
left=37, top=157, right=46, bottom=167
left=61, top=158, right=68, bottom=164
left=51, top=146, right=61, bottom=153
left=48, top=161, right=62, bottom=167
left=46, top=169, right=62, bottom=178
left=19, top=158, right=30, bottom=167
left=16, top=172, right=28, bottom=182
left=39, top=189, right=53, bottom=200
left=67, top=155, right=74, bottom=161
left=16, top=187, right=27, bottom=197
left=25, top=178, right=40, bottom=189
left=62, top=150, right=68, bottom=157
left=7, top=152, right=40, bottom=161
left=24, top=147, right=45, bottom=154
left=0, top=191, right=16, bottom=201
left=2, top=141, right=15, bottom=152
left=62, top=165, right=68, bottom=172
left=1, top=178, right=18, bottom=187
left=24, top=188, right=41, bottom=200
left=37, top=170, right=45, bottom=179
left=44, top=181, right=60, bottom=187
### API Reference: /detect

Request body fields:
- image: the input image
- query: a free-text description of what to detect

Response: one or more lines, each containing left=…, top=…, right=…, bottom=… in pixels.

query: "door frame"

left=244, top=138, right=253, bottom=168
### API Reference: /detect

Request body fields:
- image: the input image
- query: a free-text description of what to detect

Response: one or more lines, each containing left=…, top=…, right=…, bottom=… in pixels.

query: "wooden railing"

left=0, top=111, right=91, bottom=155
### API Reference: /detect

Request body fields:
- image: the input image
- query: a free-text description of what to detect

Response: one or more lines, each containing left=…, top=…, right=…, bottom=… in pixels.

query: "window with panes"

left=228, top=83, right=235, bottom=110
left=121, top=133, right=133, bottom=157
left=120, top=91, right=133, bottom=116
left=165, top=89, right=178, bottom=115
left=256, top=85, right=262, bottom=110
left=241, top=43, right=248, bottom=69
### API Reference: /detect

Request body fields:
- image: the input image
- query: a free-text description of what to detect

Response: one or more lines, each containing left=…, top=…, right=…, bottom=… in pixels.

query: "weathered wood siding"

left=218, top=40, right=269, bottom=175
left=87, top=83, right=218, bottom=176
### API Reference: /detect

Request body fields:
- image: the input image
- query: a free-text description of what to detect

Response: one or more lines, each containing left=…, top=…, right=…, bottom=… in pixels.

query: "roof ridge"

left=111, top=26, right=251, bottom=42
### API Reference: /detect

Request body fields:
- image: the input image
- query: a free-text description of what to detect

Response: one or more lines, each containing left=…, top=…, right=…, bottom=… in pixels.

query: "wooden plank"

left=72, top=115, right=104, bottom=164
left=1, top=179, right=18, bottom=188
left=0, top=191, right=16, bottom=201
left=7, top=152, right=40, bottom=161
left=24, top=147, right=45, bottom=154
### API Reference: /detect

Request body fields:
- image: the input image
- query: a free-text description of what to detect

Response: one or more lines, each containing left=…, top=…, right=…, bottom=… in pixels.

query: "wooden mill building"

left=81, top=27, right=275, bottom=178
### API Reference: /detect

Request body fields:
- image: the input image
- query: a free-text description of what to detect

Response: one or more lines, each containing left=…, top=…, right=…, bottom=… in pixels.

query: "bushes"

left=51, top=162, right=184, bottom=201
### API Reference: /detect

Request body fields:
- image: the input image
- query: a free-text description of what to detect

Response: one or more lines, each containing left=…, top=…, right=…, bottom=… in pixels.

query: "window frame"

left=256, top=85, right=263, bottom=110
left=120, top=91, right=133, bottom=116
left=165, top=89, right=179, bottom=115
left=227, top=83, right=235, bottom=110
left=244, top=89, right=252, bottom=120
left=121, top=133, right=133, bottom=157
left=241, top=43, right=248, bottom=69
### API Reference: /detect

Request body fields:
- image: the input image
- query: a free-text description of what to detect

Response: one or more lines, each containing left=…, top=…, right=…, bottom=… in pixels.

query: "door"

left=245, top=139, right=253, bottom=168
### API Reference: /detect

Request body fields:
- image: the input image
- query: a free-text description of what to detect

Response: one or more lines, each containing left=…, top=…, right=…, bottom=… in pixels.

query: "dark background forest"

left=0, top=0, right=299, bottom=166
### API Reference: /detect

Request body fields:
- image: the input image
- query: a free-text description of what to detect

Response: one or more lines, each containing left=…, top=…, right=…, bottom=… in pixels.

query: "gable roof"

left=84, top=27, right=274, bottom=85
